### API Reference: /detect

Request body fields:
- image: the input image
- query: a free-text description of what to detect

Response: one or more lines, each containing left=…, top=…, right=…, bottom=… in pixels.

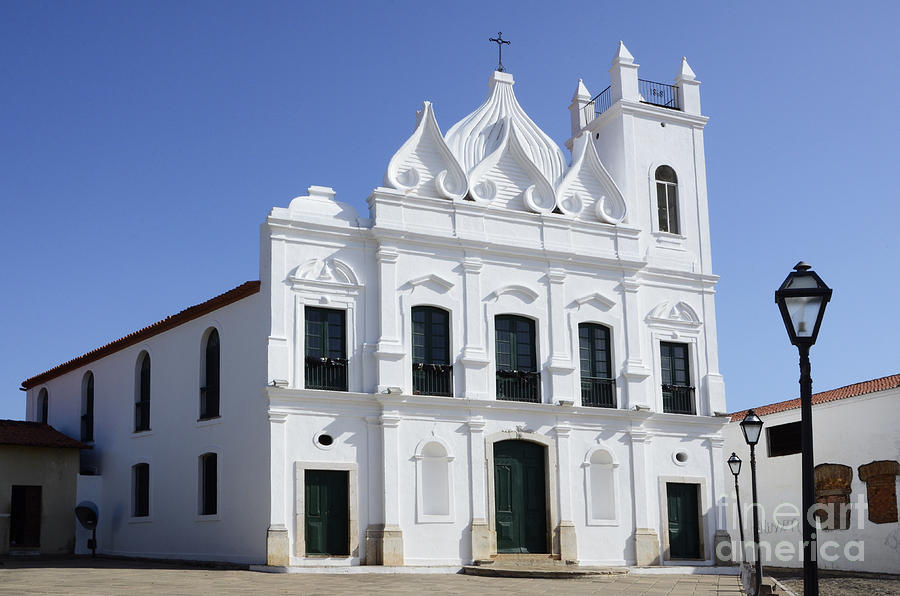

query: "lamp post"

left=727, top=452, right=746, bottom=559
left=775, top=262, right=832, bottom=596
left=740, top=409, right=764, bottom=596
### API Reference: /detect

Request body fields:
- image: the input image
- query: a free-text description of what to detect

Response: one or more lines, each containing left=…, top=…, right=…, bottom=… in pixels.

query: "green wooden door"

left=666, top=483, right=700, bottom=559
left=305, top=470, right=349, bottom=556
left=494, top=440, right=547, bottom=553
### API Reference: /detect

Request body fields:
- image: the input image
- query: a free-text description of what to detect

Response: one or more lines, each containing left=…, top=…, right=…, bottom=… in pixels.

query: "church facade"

left=21, top=42, right=730, bottom=568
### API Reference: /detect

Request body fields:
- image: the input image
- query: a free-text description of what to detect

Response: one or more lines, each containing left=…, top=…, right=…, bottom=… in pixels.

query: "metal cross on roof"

left=489, top=32, right=510, bottom=72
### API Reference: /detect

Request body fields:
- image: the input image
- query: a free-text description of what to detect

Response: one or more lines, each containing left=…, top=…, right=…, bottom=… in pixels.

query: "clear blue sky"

left=2, top=1, right=899, bottom=421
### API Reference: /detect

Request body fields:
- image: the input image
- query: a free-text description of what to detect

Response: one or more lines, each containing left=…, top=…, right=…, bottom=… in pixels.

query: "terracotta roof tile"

left=730, top=373, right=900, bottom=422
left=21, top=281, right=261, bottom=390
left=0, top=420, right=89, bottom=449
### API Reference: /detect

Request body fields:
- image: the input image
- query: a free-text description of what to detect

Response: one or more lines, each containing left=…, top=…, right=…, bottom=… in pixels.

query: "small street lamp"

left=775, top=261, right=832, bottom=596
left=740, top=409, right=764, bottom=596
left=727, top=452, right=746, bottom=558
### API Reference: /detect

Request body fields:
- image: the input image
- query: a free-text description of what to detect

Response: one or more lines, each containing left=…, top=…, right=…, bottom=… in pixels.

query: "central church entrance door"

left=493, top=440, right=547, bottom=553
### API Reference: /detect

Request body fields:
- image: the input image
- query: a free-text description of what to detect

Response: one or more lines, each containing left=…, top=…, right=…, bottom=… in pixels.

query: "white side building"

left=21, top=42, right=731, bottom=568
left=724, top=374, right=900, bottom=574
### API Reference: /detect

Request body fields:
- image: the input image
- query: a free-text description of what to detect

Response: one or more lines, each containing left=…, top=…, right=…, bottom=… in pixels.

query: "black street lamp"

left=727, top=452, right=746, bottom=558
left=775, top=262, right=832, bottom=596
left=740, top=409, right=764, bottom=596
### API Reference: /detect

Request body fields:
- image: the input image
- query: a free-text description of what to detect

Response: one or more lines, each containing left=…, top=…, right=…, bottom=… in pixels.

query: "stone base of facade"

left=559, top=521, right=577, bottom=562
left=266, top=525, right=290, bottom=566
left=714, top=530, right=733, bottom=565
left=471, top=519, right=493, bottom=561
left=634, top=528, right=660, bottom=566
left=365, top=524, right=404, bottom=566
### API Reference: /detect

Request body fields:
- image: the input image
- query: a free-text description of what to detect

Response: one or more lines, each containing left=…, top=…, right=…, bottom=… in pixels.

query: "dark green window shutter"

left=305, top=307, right=347, bottom=391
left=412, top=306, right=452, bottom=396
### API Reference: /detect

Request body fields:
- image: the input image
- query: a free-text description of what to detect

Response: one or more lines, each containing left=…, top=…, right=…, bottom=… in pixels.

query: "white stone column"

left=620, top=279, right=650, bottom=409
left=629, top=429, right=659, bottom=565
left=373, top=410, right=403, bottom=565
left=674, top=57, right=701, bottom=115
left=266, top=411, right=290, bottom=566
left=555, top=423, right=577, bottom=562
left=374, top=246, right=405, bottom=392
left=568, top=79, right=593, bottom=138
left=547, top=268, right=574, bottom=403
left=468, top=415, right=490, bottom=561
left=460, top=256, right=489, bottom=398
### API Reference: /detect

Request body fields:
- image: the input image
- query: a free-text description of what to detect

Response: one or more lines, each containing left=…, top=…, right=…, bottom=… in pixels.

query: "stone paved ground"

left=769, top=569, right=900, bottom=596
left=0, top=557, right=745, bottom=595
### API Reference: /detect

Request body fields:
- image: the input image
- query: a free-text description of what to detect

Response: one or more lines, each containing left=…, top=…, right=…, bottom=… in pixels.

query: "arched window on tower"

left=655, top=166, right=679, bottom=234
left=135, top=352, right=151, bottom=432
left=200, top=329, right=220, bottom=420
left=81, top=372, right=94, bottom=442
left=37, top=388, right=48, bottom=424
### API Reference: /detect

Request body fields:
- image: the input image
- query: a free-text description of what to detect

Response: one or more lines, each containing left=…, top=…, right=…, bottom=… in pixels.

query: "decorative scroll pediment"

left=555, top=134, right=627, bottom=223
left=466, top=118, right=557, bottom=213
left=487, top=284, right=540, bottom=303
left=647, top=300, right=701, bottom=327
left=290, top=257, right=359, bottom=287
left=401, top=273, right=455, bottom=293
left=445, top=71, right=567, bottom=195
left=383, top=101, right=467, bottom=200
left=572, top=292, right=616, bottom=310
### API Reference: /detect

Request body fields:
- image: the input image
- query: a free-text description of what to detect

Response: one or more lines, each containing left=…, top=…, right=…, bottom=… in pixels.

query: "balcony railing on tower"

left=589, top=80, right=681, bottom=117
left=496, top=370, right=541, bottom=403
left=305, top=356, right=348, bottom=391
left=662, top=384, right=695, bottom=415
left=581, top=376, right=616, bottom=408
left=413, top=363, right=453, bottom=397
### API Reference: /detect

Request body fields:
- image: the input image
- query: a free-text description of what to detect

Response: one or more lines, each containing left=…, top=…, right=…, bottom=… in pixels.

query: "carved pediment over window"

left=401, top=273, right=455, bottom=294
left=571, top=292, right=616, bottom=310
left=646, top=301, right=701, bottom=328
left=289, top=257, right=360, bottom=291
left=487, top=284, right=539, bottom=303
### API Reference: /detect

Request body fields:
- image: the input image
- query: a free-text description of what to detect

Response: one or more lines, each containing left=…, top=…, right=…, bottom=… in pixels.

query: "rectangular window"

left=305, top=307, right=347, bottom=391
left=200, top=454, right=217, bottom=515
left=579, top=323, right=615, bottom=407
left=767, top=421, right=802, bottom=457
left=133, top=463, right=150, bottom=517
left=495, top=315, right=540, bottom=403
left=412, top=306, right=452, bottom=396
left=657, top=182, right=679, bottom=234
left=660, top=342, right=694, bottom=414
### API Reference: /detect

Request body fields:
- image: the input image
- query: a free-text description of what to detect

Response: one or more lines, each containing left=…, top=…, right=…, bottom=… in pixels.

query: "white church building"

left=20, top=42, right=732, bottom=568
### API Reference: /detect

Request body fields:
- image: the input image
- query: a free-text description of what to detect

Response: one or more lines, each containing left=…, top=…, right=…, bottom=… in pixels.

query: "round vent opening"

left=675, top=451, right=689, bottom=464
left=317, top=434, right=334, bottom=447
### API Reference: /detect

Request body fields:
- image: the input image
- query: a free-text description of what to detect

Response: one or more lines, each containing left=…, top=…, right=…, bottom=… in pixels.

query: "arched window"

left=200, top=329, right=220, bottom=419
left=415, top=439, right=454, bottom=522
left=655, top=166, right=679, bottom=234
left=37, top=388, right=48, bottom=424
left=135, top=352, right=151, bottom=432
left=411, top=306, right=452, bottom=396
left=199, top=452, right=218, bottom=516
left=495, top=315, right=540, bottom=402
left=578, top=323, right=615, bottom=408
left=586, top=449, right=617, bottom=523
left=81, top=372, right=94, bottom=442
left=133, top=462, right=150, bottom=517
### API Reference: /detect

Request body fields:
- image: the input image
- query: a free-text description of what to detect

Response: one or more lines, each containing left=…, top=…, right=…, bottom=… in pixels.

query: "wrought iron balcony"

left=639, top=79, right=680, bottom=110
left=662, top=384, right=695, bottom=415
left=589, top=80, right=681, bottom=118
left=305, top=356, right=348, bottom=391
left=581, top=376, right=616, bottom=408
left=413, top=363, right=453, bottom=397
left=496, top=369, right=541, bottom=403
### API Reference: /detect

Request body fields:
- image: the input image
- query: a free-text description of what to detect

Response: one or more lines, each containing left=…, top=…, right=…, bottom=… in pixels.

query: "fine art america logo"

left=717, top=496, right=874, bottom=563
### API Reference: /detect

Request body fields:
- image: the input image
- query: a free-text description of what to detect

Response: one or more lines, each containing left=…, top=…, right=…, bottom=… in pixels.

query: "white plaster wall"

left=723, top=388, right=900, bottom=573
left=26, top=293, right=269, bottom=564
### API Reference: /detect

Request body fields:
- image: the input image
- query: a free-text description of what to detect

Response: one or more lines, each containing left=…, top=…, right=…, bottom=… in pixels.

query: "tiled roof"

left=21, top=280, right=261, bottom=389
left=730, top=373, right=900, bottom=422
left=0, top=420, right=89, bottom=449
